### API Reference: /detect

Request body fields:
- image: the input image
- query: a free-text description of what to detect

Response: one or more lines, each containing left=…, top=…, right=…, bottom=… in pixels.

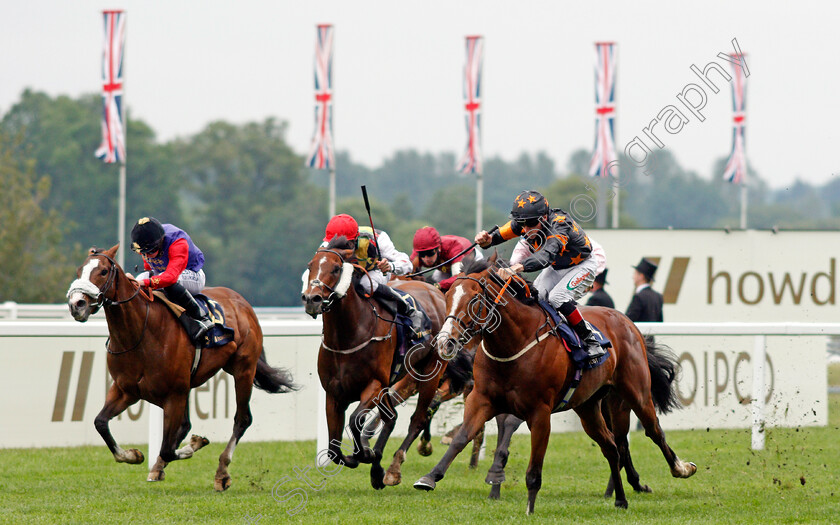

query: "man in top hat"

left=626, top=258, right=663, bottom=323
left=586, top=269, right=614, bottom=308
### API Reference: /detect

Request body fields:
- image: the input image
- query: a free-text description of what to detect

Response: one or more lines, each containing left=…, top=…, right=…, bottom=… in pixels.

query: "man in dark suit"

left=626, top=258, right=663, bottom=323
left=586, top=269, right=614, bottom=308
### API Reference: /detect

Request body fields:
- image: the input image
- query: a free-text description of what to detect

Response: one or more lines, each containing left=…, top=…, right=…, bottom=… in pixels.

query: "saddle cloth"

left=153, top=291, right=235, bottom=349
left=539, top=300, right=611, bottom=369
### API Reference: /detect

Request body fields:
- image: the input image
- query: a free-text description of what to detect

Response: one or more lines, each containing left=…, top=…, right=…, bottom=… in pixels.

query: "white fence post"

left=148, top=404, right=163, bottom=473
left=317, top=384, right=329, bottom=464
left=751, top=335, right=766, bottom=450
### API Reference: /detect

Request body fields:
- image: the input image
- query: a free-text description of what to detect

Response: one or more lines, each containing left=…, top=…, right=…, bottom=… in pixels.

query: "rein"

left=87, top=252, right=153, bottom=355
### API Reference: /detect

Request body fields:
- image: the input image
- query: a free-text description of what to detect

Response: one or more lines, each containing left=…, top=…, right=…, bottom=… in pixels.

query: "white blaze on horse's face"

left=67, top=258, right=104, bottom=321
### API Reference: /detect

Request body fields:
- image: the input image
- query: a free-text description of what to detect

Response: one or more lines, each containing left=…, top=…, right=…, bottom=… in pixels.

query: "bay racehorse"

left=413, top=254, right=696, bottom=514
left=301, top=237, right=449, bottom=489
left=67, top=245, right=296, bottom=490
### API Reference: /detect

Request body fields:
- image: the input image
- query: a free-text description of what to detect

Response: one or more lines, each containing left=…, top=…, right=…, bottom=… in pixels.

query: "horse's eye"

left=100, top=269, right=108, bottom=276
left=332, top=267, right=341, bottom=275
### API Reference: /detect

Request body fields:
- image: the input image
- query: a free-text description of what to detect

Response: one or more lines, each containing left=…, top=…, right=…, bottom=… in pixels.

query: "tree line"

left=1, top=89, right=837, bottom=305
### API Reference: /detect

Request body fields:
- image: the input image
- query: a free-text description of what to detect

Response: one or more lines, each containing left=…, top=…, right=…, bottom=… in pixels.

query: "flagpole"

left=611, top=43, right=619, bottom=229
left=476, top=172, right=483, bottom=237
left=740, top=181, right=747, bottom=229
left=329, top=168, right=336, bottom=217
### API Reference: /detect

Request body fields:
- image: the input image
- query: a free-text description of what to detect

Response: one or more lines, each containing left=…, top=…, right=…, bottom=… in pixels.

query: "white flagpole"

left=611, top=43, right=619, bottom=229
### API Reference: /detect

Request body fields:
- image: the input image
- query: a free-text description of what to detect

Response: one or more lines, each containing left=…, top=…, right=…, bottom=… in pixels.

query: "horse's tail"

left=443, top=346, right=475, bottom=395
left=645, top=339, right=682, bottom=414
left=253, top=350, right=298, bottom=394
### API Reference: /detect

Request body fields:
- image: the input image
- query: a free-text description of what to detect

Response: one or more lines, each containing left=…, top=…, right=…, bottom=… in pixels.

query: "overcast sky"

left=2, top=1, right=837, bottom=189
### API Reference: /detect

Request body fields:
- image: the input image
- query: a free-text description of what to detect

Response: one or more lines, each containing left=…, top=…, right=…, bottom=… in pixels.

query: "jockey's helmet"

left=323, top=214, right=359, bottom=242
left=413, top=226, right=441, bottom=252
left=510, top=190, right=550, bottom=221
left=130, top=217, right=165, bottom=254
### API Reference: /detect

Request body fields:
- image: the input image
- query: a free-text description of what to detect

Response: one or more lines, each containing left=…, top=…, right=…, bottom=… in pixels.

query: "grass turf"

left=2, top=395, right=839, bottom=524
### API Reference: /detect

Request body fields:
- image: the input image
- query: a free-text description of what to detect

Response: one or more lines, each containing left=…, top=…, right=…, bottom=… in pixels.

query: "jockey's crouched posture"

left=475, top=190, right=608, bottom=366
left=320, top=214, right=428, bottom=340
left=131, top=217, right=214, bottom=345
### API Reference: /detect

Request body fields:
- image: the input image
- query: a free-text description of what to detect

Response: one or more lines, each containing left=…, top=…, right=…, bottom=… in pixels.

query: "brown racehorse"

left=67, top=245, right=296, bottom=490
left=301, top=237, right=449, bottom=489
left=413, top=254, right=696, bottom=514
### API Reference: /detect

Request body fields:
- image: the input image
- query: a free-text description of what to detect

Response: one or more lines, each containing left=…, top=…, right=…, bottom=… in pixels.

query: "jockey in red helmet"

left=313, top=214, right=428, bottom=340
left=411, top=226, right=482, bottom=292
left=474, top=190, right=608, bottom=366
left=130, top=217, right=214, bottom=345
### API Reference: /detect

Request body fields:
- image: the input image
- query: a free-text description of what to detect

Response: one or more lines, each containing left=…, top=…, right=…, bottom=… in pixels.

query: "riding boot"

left=558, top=301, right=606, bottom=366
left=372, top=285, right=429, bottom=342
left=164, top=283, right=213, bottom=346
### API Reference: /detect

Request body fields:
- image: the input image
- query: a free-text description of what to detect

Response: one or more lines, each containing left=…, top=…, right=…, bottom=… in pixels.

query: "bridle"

left=442, top=275, right=496, bottom=348
left=309, top=248, right=355, bottom=313
left=309, top=248, right=394, bottom=354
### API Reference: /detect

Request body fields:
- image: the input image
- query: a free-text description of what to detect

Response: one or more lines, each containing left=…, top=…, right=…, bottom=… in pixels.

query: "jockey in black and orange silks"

left=311, top=214, right=428, bottom=340
left=131, top=217, right=214, bottom=345
left=410, top=226, right=482, bottom=292
left=475, top=190, right=608, bottom=365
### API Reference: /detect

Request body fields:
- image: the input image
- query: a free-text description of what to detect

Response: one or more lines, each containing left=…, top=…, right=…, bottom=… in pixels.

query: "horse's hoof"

left=123, top=448, right=144, bottom=465
left=417, top=439, right=433, bottom=457
left=615, top=499, right=629, bottom=509
left=147, top=470, right=165, bottom=482
left=190, top=435, right=210, bottom=451
left=485, top=471, right=505, bottom=485
left=636, top=484, right=652, bottom=493
left=370, top=464, right=386, bottom=490
left=214, top=476, right=232, bottom=492
left=383, top=470, right=401, bottom=486
left=413, top=476, right=436, bottom=491
left=488, top=484, right=501, bottom=500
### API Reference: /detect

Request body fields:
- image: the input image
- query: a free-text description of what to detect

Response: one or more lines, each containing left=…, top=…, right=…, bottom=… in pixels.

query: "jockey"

left=130, top=217, right=214, bottom=345
left=474, top=190, right=608, bottom=365
left=321, top=214, right=428, bottom=339
left=410, top=226, right=483, bottom=292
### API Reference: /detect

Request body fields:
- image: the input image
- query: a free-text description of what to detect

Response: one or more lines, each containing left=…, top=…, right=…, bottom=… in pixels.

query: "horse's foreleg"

left=213, top=366, right=257, bottom=492
left=486, top=413, right=525, bottom=499
left=324, top=393, right=356, bottom=470
left=576, top=400, right=627, bottom=509
left=94, top=384, right=143, bottom=465
left=414, top=393, right=495, bottom=492
left=524, top=408, right=551, bottom=516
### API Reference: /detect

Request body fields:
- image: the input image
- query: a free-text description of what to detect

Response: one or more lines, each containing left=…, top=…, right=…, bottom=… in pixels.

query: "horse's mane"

left=461, top=255, right=539, bottom=306
left=326, top=236, right=355, bottom=251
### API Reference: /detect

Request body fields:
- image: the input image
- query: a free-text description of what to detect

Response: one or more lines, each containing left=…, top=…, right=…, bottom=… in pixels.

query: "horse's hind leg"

left=213, top=363, right=256, bottom=492
left=486, top=413, right=525, bottom=500
left=148, top=392, right=190, bottom=482
left=94, top=384, right=144, bottom=465
left=149, top=400, right=209, bottom=482
left=575, top=400, right=627, bottom=509
left=602, top=394, right=650, bottom=497
left=617, top=380, right=697, bottom=480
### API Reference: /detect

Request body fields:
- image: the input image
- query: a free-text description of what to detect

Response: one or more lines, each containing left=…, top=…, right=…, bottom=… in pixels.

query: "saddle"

left=538, top=300, right=611, bottom=370
left=153, top=291, right=235, bottom=349
left=387, top=289, right=433, bottom=385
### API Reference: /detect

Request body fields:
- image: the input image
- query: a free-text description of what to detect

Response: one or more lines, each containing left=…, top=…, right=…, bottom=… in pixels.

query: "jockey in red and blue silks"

left=410, top=226, right=482, bottom=292
left=474, top=190, right=608, bottom=366
left=131, top=217, right=213, bottom=345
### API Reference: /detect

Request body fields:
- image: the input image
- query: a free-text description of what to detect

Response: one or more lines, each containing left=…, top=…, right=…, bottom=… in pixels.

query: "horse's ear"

left=88, top=247, right=97, bottom=255
left=107, top=243, right=120, bottom=259
left=488, top=250, right=499, bottom=264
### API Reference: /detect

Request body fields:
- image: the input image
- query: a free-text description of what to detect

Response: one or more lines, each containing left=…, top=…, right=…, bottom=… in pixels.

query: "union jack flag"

left=306, top=24, right=335, bottom=170
left=722, top=53, right=748, bottom=183
left=457, top=36, right=483, bottom=174
left=588, top=42, right=617, bottom=178
left=94, top=10, right=126, bottom=164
